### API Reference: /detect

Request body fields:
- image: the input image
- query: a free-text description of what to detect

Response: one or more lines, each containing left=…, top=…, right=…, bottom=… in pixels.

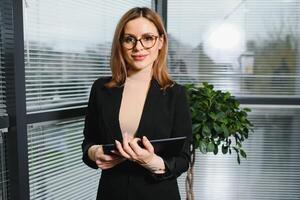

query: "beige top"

left=119, top=65, right=152, bottom=137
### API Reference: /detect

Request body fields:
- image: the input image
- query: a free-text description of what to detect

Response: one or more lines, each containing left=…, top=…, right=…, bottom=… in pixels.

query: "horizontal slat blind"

left=0, top=2, right=9, bottom=199
left=23, top=0, right=152, bottom=113
left=24, top=0, right=153, bottom=199
left=168, top=0, right=300, bottom=96
left=178, top=106, right=300, bottom=200
left=27, top=118, right=101, bottom=200
left=0, top=8, right=7, bottom=117
left=168, top=1, right=300, bottom=199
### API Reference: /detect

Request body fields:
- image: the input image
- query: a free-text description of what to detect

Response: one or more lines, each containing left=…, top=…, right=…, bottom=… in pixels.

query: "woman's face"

left=121, top=17, right=163, bottom=71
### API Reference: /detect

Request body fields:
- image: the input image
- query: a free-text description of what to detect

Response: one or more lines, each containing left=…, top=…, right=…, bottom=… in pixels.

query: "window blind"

left=24, top=1, right=153, bottom=199
left=0, top=2, right=9, bottom=199
left=27, top=118, right=100, bottom=200
left=177, top=106, right=300, bottom=200
left=168, top=0, right=300, bottom=97
left=0, top=7, right=7, bottom=117
left=168, top=1, right=300, bottom=199
left=23, top=0, right=152, bottom=114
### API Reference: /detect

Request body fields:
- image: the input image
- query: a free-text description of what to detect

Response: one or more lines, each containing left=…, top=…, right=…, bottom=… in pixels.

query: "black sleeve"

left=81, top=80, right=101, bottom=169
left=151, top=85, right=193, bottom=181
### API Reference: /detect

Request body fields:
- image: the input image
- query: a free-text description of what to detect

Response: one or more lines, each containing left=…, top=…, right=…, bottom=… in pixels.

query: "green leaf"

left=223, top=92, right=231, bottom=100
left=233, top=146, right=239, bottom=153
left=203, top=82, right=214, bottom=90
left=244, top=132, right=249, bottom=139
left=213, top=144, right=218, bottom=155
left=236, top=141, right=242, bottom=148
left=200, top=100, right=209, bottom=109
left=243, top=108, right=251, bottom=112
left=222, top=145, right=228, bottom=154
left=202, top=125, right=211, bottom=137
left=221, top=125, right=229, bottom=138
left=240, top=149, right=247, bottom=158
left=192, top=123, right=201, bottom=133
left=199, top=141, right=207, bottom=154
left=237, top=154, right=241, bottom=164
left=207, top=142, right=215, bottom=152
left=209, top=113, right=217, bottom=121
left=216, top=112, right=225, bottom=121
left=213, top=123, right=222, bottom=134
left=194, top=139, right=200, bottom=149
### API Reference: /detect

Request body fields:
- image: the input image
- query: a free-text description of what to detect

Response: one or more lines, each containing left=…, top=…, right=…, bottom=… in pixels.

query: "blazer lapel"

left=134, top=78, right=163, bottom=139
left=101, top=85, right=124, bottom=142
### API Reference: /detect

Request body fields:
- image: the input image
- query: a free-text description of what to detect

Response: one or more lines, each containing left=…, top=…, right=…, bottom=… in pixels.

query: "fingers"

left=100, top=154, right=119, bottom=161
left=108, top=134, right=154, bottom=165
left=115, top=140, right=131, bottom=159
left=122, top=133, right=137, bottom=158
left=128, top=138, right=142, bottom=154
left=96, top=156, right=124, bottom=164
left=95, top=149, right=119, bottom=162
left=96, top=157, right=126, bottom=170
left=115, top=133, right=143, bottom=161
left=94, top=145, right=123, bottom=167
left=142, top=136, right=154, bottom=153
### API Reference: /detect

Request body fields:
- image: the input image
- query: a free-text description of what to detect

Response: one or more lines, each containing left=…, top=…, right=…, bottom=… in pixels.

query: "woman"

left=82, top=7, right=192, bottom=200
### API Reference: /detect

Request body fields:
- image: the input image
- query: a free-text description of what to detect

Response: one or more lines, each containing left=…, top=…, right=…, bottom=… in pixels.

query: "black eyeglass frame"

left=120, top=34, right=161, bottom=50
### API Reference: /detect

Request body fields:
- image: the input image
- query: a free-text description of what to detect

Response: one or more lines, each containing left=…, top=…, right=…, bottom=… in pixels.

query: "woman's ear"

left=158, top=35, right=164, bottom=50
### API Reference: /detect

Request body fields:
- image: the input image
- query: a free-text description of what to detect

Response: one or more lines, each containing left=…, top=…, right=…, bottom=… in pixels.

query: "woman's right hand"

left=89, top=145, right=126, bottom=170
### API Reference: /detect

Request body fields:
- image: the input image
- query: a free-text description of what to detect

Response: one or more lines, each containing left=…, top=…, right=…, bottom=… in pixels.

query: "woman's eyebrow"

left=123, top=32, right=156, bottom=37
left=123, top=33, right=136, bottom=37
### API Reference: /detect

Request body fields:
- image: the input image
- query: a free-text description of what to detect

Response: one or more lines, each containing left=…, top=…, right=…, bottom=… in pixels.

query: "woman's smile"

left=132, top=54, right=148, bottom=61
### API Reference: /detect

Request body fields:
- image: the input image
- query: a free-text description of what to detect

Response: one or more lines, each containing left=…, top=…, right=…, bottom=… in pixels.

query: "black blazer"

left=82, top=77, right=193, bottom=200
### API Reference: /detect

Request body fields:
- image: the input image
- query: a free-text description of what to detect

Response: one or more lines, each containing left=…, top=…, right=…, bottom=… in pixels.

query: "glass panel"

left=168, top=0, right=300, bottom=97
left=0, top=1, right=11, bottom=198
left=177, top=106, right=300, bottom=200
left=0, top=4, right=7, bottom=117
left=27, top=117, right=100, bottom=200
left=23, top=0, right=152, bottom=113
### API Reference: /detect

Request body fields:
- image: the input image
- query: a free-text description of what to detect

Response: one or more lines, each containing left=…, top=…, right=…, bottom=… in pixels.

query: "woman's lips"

left=132, top=55, right=147, bottom=61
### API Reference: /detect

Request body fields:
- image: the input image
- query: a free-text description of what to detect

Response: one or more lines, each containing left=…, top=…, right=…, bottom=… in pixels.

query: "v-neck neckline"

left=117, top=78, right=153, bottom=139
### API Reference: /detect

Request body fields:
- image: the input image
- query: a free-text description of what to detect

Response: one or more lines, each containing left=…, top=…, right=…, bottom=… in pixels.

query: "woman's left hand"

left=113, top=132, right=155, bottom=165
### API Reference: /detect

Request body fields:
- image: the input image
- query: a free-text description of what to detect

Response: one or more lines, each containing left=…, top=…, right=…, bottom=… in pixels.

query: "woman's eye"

left=143, top=36, right=154, bottom=41
left=124, top=37, right=136, bottom=43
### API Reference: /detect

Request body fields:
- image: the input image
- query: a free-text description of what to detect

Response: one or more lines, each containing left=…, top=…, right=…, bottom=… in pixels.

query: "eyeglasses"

left=121, top=34, right=159, bottom=50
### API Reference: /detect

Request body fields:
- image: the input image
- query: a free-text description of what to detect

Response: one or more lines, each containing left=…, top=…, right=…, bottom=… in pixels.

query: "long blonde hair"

left=105, top=7, right=173, bottom=90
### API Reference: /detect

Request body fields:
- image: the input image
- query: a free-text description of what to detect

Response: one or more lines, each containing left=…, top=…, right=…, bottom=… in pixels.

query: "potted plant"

left=184, top=82, right=254, bottom=200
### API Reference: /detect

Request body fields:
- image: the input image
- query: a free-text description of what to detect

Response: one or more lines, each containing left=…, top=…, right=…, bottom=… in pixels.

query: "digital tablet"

left=102, top=136, right=187, bottom=157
